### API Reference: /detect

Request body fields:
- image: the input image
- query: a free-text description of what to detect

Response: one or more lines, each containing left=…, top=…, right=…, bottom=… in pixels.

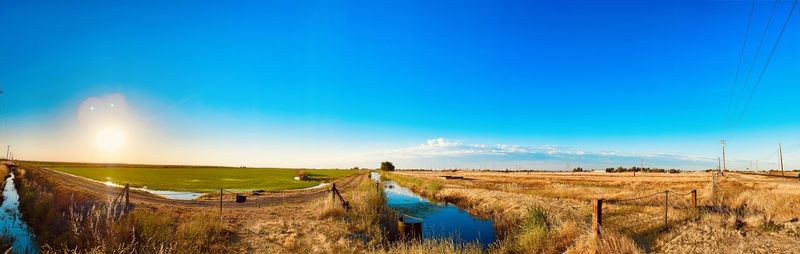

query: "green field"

left=50, top=166, right=360, bottom=192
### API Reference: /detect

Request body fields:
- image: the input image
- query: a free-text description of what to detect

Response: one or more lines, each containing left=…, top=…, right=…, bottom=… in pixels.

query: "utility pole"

left=717, top=157, right=721, bottom=172
left=721, top=140, right=727, bottom=176
left=779, top=143, right=784, bottom=176
left=637, top=159, right=642, bottom=176
left=5, top=145, right=8, bottom=160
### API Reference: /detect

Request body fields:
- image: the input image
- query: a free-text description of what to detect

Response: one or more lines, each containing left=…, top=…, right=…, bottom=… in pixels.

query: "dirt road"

left=21, top=164, right=366, bottom=208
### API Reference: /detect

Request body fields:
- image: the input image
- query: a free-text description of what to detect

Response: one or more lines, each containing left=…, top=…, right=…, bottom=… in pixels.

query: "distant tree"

left=380, top=161, right=395, bottom=171
left=572, top=167, right=584, bottom=172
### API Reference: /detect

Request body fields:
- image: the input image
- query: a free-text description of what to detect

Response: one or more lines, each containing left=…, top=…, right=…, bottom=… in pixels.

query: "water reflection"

left=371, top=172, right=496, bottom=249
left=0, top=173, right=38, bottom=253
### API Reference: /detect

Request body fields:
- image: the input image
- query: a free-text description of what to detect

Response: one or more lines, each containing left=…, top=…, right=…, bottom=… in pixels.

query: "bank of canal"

left=371, top=172, right=496, bottom=249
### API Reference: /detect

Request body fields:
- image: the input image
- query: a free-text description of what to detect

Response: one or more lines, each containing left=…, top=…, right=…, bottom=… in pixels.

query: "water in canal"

left=0, top=173, right=38, bottom=254
left=370, top=172, right=496, bottom=249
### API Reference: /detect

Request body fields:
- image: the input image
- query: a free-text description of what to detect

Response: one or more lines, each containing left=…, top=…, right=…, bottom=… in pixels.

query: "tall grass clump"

left=491, top=206, right=582, bottom=254
left=317, top=197, right=347, bottom=220
left=515, top=207, right=551, bottom=252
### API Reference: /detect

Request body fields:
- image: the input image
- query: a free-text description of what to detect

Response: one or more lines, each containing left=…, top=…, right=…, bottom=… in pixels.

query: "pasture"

left=49, top=165, right=359, bottom=192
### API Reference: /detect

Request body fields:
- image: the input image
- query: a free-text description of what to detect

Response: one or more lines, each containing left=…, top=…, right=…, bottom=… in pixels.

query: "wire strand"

left=607, top=192, right=664, bottom=203
left=732, top=0, right=779, bottom=118
left=667, top=190, right=693, bottom=196
left=726, top=0, right=757, bottom=119
left=738, top=0, right=798, bottom=121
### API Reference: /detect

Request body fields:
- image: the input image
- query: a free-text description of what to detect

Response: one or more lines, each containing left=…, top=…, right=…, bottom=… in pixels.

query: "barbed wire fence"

left=592, top=189, right=698, bottom=236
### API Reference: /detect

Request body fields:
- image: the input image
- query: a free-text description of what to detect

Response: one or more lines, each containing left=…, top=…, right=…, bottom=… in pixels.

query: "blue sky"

left=1, top=0, right=799, bottom=170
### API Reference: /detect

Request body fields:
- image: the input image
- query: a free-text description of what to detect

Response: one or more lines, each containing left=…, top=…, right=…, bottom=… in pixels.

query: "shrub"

left=380, top=161, right=396, bottom=171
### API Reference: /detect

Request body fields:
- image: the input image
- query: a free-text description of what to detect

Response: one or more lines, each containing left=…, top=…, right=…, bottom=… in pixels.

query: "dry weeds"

left=385, top=170, right=800, bottom=253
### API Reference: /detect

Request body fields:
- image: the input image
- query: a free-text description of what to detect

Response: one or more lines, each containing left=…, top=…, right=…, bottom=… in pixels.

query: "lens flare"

left=96, top=127, right=125, bottom=152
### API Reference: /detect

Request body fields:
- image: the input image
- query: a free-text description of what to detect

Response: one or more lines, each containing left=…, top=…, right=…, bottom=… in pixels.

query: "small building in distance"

left=294, top=170, right=310, bottom=181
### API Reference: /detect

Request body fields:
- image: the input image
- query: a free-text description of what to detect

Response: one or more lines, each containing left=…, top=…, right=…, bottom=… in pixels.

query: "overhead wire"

left=732, top=0, right=779, bottom=119
left=737, top=0, right=798, bottom=121
left=726, top=0, right=757, bottom=119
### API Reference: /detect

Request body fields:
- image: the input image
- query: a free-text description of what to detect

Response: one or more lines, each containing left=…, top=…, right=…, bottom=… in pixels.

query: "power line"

left=726, top=0, right=756, bottom=119
left=732, top=0, right=779, bottom=118
left=737, top=0, right=798, bottom=121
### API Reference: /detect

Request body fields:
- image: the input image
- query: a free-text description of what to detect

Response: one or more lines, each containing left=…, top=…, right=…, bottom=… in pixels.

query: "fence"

left=110, top=183, right=131, bottom=215
left=592, top=189, right=697, bottom=236
left=735, top=171, right=800, bottom=180
left=331, top=183, right=350, bottom=210
left=217, top=188, right=250, bottom=220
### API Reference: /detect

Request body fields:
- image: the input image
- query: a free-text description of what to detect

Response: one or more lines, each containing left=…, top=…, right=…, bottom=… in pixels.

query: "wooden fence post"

left=219, top=188, right=223, bottom=221
left=691, top=190, right=697, bottom=209
left=332, top=183, right=337, bottom=201
left=124, top=183, right=130, bottom=209
left=592, top=199, right=603, bottom=236
left=664, top=191, right=669, bottom=228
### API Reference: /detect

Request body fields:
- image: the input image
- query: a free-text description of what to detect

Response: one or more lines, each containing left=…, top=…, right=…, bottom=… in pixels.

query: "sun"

left=96, top=127, right=125, bottom=152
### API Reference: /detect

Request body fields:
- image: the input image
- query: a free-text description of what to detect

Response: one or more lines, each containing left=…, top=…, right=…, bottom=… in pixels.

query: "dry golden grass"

left=378, top=238, right=483, bottom=254
left=385, top=170, right=800, bottom=253
left=14, top=165, right=234, bottom=254
left=229, top=200, right=363, bottom=254
left=567, top=229, right=643, bottom=254
left=16, top=161, right=800, bottom=253
left=318, top=197, right=347, bottom=220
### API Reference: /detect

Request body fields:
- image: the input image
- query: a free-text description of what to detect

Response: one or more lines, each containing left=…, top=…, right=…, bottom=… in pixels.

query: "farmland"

left=7, top=161, right=800, bottom=253
left=41, top=163, right=359, bottom=192
left=379, top=170, right=800, bottom=253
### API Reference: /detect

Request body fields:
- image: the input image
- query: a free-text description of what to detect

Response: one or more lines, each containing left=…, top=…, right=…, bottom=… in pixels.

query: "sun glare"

left=96, top=127, right=125, bottom=152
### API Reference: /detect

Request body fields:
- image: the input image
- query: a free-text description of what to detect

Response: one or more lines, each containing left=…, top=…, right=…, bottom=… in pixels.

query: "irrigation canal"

left=0, top=173, right=38, bottom=253
left=370, top=172, right=496, bottom=249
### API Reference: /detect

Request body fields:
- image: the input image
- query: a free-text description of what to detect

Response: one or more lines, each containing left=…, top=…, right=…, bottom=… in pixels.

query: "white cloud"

left=372, top=138, right=718, bottom=170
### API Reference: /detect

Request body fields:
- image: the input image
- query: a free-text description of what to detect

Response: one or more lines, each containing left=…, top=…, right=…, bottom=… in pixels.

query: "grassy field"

left=380, top=170, right=800, bottom=253
left=49, top=165, right=359, bottom=192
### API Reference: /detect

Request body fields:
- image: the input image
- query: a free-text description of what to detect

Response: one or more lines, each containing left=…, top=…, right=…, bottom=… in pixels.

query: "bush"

left=380, top=161, right=395, bottom=171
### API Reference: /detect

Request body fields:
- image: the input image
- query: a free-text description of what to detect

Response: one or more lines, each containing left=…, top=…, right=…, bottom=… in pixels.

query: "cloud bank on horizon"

left=373, top=138, right=720, bottom=170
